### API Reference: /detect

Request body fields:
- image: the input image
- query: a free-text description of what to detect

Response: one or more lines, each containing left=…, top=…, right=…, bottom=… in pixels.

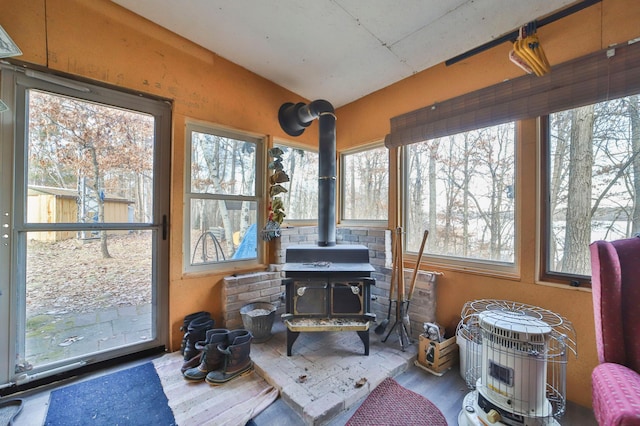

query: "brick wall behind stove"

left=222, top=226, right=438, bottom=336
left=274, top=226, right=438, bottom=340
left=222, top=272, right=284, bottom=330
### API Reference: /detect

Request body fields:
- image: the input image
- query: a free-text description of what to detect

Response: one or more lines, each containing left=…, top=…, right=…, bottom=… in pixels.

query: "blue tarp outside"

left=231, top=223, right=257, bottom=260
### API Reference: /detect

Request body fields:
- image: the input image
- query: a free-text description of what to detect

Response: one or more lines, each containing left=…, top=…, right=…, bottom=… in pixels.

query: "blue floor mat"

left=44, top=362, right=176, bottom=426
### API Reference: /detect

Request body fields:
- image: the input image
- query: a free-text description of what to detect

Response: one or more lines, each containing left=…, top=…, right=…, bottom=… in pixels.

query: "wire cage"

left=457, top=299, right=577, bottom=424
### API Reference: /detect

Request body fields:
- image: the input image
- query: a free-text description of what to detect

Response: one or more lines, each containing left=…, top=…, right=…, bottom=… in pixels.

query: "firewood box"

left=416, top=334, right=459, bottom=376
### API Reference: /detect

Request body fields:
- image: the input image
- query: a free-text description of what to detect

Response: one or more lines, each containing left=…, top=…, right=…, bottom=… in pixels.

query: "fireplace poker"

left=381, top=228, right=401, bottom=341
left=383, top=227, right=411, bottom=350
left=396, top=227, right=410, bottom=348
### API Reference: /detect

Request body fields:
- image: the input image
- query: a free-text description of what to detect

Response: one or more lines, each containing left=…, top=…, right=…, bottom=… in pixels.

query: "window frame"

left=339, top=142, right=389, bottom=226
left=183, top=122, right=264, bottom=274
left=538, top=116, right=589, bottom=287
left=388, top=42, right=640, bottom=286
left=539, top=93, right=640, bottom=288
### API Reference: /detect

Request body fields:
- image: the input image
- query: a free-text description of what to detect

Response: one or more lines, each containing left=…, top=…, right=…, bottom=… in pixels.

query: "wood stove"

left=282, top=244, right=376, bottom=355
left=278, top=100, right=375, bottom=355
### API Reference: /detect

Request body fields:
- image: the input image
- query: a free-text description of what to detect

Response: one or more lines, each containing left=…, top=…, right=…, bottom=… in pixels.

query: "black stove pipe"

left=278, top=100, right=336, bottom=246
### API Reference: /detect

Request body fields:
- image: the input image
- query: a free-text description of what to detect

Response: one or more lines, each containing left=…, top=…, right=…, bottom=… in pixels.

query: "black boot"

left=179, top=311, right=211, bottom=356
left=183, top=329, right=229, bottom=380
left=182, top=316, right=214, bottom=364
left=205, top=330, right=253, bottom=385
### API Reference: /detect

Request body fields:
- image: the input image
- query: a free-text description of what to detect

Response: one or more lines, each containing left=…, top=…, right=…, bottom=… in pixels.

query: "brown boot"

left=205, top=330, right=253, bottom=385
left=183, top=329, right=229, bottom=380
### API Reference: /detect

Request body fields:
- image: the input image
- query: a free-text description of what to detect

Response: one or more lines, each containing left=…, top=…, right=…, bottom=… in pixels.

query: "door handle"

left=162, top=215, right=167, bottom=240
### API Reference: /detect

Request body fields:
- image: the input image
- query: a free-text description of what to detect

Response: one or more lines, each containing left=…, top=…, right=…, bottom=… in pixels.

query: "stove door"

left=331, top=280, right=365, bottom=316
left=291, top=280, right=328, bottom=316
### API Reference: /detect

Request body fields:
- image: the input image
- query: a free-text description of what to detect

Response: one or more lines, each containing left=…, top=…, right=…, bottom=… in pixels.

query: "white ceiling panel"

left=334, top=0, right=469, bottom=46
left=112, top=0, right=584, bottom=107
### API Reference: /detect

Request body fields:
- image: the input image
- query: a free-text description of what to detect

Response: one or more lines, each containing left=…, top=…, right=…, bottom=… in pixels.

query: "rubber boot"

left=180, top=326, right=224, bottom=374
left=182, top=316, right=214, bottom=367
left=180, top=325, right=221, bottom=374
left=179, top=311, right=211, bottom=356
left=183, top=329, right=229, bottom=380
left=205, top=330, right=253, bottom=385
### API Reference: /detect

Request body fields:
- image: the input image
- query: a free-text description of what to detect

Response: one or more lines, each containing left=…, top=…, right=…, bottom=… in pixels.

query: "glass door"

left=0, top=68, right=171, bottom=385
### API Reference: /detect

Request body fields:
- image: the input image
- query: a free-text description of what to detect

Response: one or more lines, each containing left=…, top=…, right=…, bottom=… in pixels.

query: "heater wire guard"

left=457, top=299, right=577, bottom=425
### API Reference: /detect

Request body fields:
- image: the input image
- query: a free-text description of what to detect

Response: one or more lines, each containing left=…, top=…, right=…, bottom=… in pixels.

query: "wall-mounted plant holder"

left=261, top=147, right=289, bottom=241
left=0, top=25, right=22, bottom=59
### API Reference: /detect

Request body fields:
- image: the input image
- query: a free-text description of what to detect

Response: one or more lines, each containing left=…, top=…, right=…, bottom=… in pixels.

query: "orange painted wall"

left=336, top=0, right=640, bottom=408
left=0, top=0, right=316, bottom=355
left=2, top=0, right=639, bottom=409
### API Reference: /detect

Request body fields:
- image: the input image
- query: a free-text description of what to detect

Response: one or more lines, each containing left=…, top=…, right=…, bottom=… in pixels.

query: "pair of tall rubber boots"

left=180, top=311, right=214, bottom=373
left=183, top=328, right=253, bottom=385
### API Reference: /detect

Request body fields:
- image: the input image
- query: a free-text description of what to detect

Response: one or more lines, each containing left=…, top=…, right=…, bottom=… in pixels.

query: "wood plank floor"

left=8, top=353, right=597, bottom=426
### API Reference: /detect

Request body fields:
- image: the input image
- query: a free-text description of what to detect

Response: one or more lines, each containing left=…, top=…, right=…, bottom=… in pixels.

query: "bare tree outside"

left=342, top=146, right=389, bottom=221
left=561, top=105, right=595, bottom=273
left=274, top=144, right=318, bottom=221
left=405, top=123, right=515, bottom=261
left=549, top=94, right=640, bottom=276
left=27, top=90, right=154, bottom=256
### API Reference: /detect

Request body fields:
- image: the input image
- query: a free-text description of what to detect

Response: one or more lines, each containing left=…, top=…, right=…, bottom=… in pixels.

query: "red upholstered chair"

left=589, top=237, right=640, bottom=426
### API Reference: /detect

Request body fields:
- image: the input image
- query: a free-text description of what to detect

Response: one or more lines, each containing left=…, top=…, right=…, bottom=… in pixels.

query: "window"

left=386, top=42, right=640, bottom=282
left=273, top=143, right=318, bottom=221
left=543, top=94, right=640, bottom=283
left=404, top=123, right=516, bottom=263
left=341, top=145, right=389, bottom=222
left=185, top=124, right=262, bottom=272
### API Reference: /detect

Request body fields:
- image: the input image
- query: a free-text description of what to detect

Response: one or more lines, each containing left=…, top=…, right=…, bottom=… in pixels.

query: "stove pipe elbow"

left=278, top=100, right=335, bottom=136
left=278, top=100, right=336, bottom=247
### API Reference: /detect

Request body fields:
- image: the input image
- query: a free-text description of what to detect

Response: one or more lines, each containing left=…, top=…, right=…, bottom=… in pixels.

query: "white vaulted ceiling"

left=112, top=0, right=580, bottom=107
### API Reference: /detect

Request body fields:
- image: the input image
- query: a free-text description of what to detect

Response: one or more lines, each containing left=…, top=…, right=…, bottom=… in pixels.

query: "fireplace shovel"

left=374, top=229, right=399, bottom=335
left=402, top=230, right=429, bottom=337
